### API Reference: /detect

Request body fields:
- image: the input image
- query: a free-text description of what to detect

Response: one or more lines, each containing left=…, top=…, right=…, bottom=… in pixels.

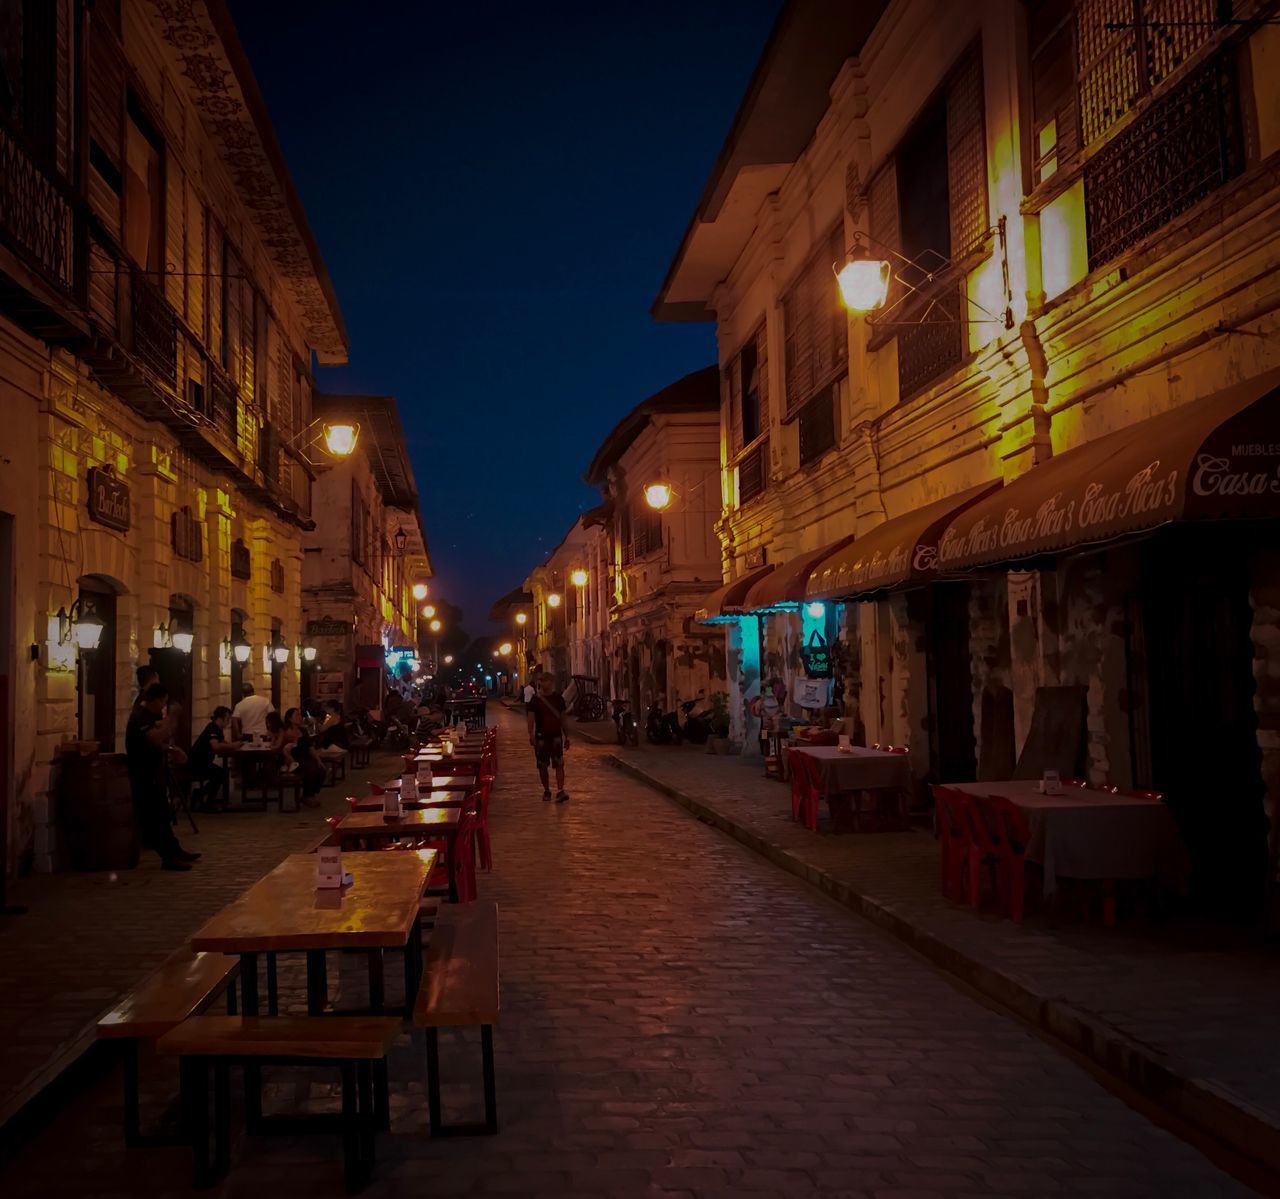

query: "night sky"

left=227, top=0, right=782, bottom=636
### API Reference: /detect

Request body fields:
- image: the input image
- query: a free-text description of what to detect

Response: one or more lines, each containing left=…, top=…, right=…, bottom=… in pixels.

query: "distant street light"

left=421, top=604, right=436, bottom=619
left=444, top=654, right=454, bottom=665
left=570, top=568, right=588, bottom=587
left=412, top=582, right=428, bottom=601
left=515, top=611, right=527, bottom=625
left=429, top=619, right=442, bottom=633
left=321, top=422, right=359, bottom=457
left=499, top=642, right=513, bottom=655
left=547, top=593, right=562, bottom=608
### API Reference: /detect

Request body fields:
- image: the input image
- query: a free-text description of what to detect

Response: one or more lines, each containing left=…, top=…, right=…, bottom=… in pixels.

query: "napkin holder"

left=316, top=845, right=346, bottom=889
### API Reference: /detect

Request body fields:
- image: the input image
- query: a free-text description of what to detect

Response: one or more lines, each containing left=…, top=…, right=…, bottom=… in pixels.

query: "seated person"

left=188, top=705, right=239, bottom=811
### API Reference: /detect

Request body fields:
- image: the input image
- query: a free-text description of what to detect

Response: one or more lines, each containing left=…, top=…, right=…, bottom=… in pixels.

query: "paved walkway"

left=0, top=748, right=401, bottom=1128
left=0, top=707, right=1255, bottom=1196
left=577, top=725, right=1280, bottom=1175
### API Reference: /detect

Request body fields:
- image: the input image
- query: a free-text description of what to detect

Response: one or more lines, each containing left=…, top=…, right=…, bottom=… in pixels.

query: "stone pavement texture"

left=0, top=748, right=403, bottom=1128
left=582, top=727, right=1280, bottom=1174
left=0, top=706, right=1255, bottom=1197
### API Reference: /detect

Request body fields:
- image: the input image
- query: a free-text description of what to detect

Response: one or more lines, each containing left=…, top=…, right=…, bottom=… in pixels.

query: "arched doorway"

left=76, top=574, right=126, bottom=750
left=150, top=594, right=195, bottom=748
left=230, top=609, right=249, bottom=706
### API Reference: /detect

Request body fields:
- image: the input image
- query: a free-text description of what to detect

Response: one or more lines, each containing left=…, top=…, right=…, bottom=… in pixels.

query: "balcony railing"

left=0, top=122, right=73, bottom=291
left=1084, top=51, right=1243, bottom=273
left=130, top=269, right=177, bottom=387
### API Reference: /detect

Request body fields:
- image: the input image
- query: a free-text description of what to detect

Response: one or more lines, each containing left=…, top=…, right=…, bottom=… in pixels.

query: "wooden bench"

left=157, top=1015, right=401, bottom=1191
left=412, top=900, right=499, bottom=1135
left=96, top=950, right=240, bottom=1147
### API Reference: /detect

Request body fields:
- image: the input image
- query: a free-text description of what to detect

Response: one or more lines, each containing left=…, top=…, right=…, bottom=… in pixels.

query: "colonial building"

left=0, top=0, right=349, bottom=876
left=521, top=517, right=594, bottom=688
left=301, top=395, right=430, bottom=712
left=582, top=366, right=727, bottom=717
left=655, top=0, right=1280, bottom=915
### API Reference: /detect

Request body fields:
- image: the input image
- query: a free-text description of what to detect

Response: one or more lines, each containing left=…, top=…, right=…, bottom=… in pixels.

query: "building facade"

left=301, top=395, right=430, bottom=712
left=0, top=0, right=349, bottom=877
left=656, top=0, right=1280, bottom=916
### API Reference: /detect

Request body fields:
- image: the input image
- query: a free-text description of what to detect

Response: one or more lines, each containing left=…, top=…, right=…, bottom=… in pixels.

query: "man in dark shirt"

left=189, top=705, right=237, bottom=811
left=126, top=683, right=199, bottom=870
left=526, top=673, right=569, bottom=802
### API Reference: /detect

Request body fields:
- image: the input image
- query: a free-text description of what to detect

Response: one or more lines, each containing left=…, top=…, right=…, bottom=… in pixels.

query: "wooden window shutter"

left=755, top=322, right=769, bottom=434
left=88, top=28, right=123, bottom=171
left=867, top=161, right=900, bottom=309
left=726, top=357, right=743, bottom=454
left=1030, top=0, right=1079, bottom=183
left=946, top=46, right=988, bottom=256
left=224, top=243, right=242, bottom=379
left=782, top=268, right=814, bottom=418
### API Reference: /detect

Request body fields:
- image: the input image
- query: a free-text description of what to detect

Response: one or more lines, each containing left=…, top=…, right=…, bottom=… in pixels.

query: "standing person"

left=231, top=680, right=272, bottom=741
left=521, top=672, right=538, bottom=706
left=189, top=706, right=238, bottom=812
left=132, top=664, right=158, bottom=714
left=527, top=673, right=570, bottom=803
left=126, top=683, right=200, bottom=870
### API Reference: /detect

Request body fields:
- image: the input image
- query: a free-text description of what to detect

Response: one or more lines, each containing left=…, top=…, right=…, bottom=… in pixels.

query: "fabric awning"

left=695, top=563, right=775, bottom=624
left=936, top=369, right=1280, bottom=573
left=806, top=483, right=1000, bottom=601
left=743, top=535, right=855, bottom=612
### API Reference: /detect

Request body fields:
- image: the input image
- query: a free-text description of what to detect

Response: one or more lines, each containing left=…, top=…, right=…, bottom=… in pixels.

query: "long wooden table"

left=353, top=791, right=468, bottom=813
left=334, top=809, right=463, bottom=902
left=384, top=774, right=475, bottom=792
left=192, top=851, right=435, bottom=1013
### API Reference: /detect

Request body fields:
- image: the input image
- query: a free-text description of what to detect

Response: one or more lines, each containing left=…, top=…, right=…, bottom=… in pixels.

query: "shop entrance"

left=1135, top=530, right=1265, bottom=917
left=925, top=583, right=977, bottom=784
left=76, top=578, right=120, bottom=750
left=150, top=596, right=195, bottom=749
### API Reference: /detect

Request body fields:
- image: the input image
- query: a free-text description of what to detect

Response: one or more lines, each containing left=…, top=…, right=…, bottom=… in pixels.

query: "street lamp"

left=393, top=527, right=408, bottom=555
left=232, top=633, right=252, bottom=664
left=570, top=568, right=588, bottom=588
left=834, top=253, right=891, bottom=312
left=321, top=421, right=360, bottom=457
left=412, top=582, right=428, bottom=601
left=644, top=482, right=673, bottom=511
left=429, top=619, right=442, bottom=633
left=499, top=642, right=513, bottom=655
left=302, top=642, right=318, bottom=662
left=421, top=604, right=437, bottom=619
left=547, top=592, right=562, bottom=609
left=444, top=654, right=454, bottom=665
left=57, top=599, right=105, bottom=651
left=515, top=611, right=527, bottom=625
left=171, top=630, right=194, bottom=654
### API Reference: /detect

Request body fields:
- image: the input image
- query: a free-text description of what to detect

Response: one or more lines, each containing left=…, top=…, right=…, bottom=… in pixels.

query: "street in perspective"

left=1, top=1, right=1280, bottom=1197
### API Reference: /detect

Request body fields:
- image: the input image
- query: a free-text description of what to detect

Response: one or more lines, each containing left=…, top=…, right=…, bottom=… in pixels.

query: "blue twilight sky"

left=227, top=0, right=782, bottom=637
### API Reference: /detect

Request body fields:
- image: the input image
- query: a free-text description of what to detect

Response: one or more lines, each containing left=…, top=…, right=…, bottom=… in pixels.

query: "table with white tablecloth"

left=949, top=780, right=1189, bottom=896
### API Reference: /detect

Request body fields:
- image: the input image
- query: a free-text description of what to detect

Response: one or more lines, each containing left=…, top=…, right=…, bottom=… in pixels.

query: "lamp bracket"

left=846, top=216, right=1014, bottom=331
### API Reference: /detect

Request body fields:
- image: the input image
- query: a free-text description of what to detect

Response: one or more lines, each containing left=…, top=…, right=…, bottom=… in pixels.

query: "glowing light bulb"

left=322, top=422, right=359, bottom=456
left=835, top=257, right=891, bottom=312
left=644, top=482, right=672, bottom=510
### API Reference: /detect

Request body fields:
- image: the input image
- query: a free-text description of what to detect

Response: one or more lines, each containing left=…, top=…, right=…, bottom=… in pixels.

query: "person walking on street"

left=126, top=683, right=200, bottom=871
left=527, top=672, right=570, bottom=802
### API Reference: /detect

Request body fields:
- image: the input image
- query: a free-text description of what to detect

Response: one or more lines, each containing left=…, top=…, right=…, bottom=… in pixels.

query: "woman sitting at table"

left=318, top=700, right=348, bottom=749
left=189, top=705, right=239, bottom=812
left=282, top=707, right=326, bottom=806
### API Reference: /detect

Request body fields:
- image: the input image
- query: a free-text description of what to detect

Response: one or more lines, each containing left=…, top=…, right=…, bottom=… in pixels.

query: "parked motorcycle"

left=645, top=700, right=683, bottom=745
left=679, top=698, right=712, bottom=745
left=612, top=700, right=639, bottom=747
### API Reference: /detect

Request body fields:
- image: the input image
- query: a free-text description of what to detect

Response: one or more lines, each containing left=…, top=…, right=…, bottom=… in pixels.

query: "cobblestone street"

left=0, top=710, right=1257, bottom=1197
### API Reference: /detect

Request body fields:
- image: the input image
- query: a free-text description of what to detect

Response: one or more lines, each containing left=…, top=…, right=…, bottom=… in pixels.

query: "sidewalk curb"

left=605, top=751, right=1280, bottom=1178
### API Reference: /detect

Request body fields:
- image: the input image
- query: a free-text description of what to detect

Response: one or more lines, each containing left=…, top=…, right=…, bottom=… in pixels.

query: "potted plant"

left=706, top=691, right=734, bottom=755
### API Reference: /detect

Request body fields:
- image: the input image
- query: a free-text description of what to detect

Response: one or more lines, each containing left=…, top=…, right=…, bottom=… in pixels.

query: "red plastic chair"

left=474, top=774, right=495, bottom=872
left=426, top=805, right=477, bottom=902
left=931, top=786, right=972, bottom=903
left=369, top=782, right=386, bottom=796
left=789, top=753, right=821, bottom=831
left=982, top=794, right=1033, bottom=923
left=960, top=795, right=1003, bottom=912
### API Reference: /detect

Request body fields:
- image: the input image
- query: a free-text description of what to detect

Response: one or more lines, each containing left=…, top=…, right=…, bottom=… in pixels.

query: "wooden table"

left=192, top=851, right=434, bottom=1013
left=787, top=745, right=911, bottom=793
left=949, top=780, right=1188, bottom=896
left=191, top=851, right=433, bottom=1125
left=385, top=774, right=475, bottom=792
left=221, top=745, right=283, bottom=808
left=334, top=809, right=462, bottom=902
left=352, top=790, right=468, bottom=812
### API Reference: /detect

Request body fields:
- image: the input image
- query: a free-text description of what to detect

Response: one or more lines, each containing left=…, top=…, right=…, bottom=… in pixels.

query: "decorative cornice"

left=144, top=1, right=348, bottom=364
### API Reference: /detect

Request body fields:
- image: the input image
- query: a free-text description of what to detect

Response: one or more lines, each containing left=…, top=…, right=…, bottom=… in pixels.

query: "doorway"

left=1136, top=530, right=1265, bottom=917
left=925, top=583, right=977, bottom=784
left=76, top=579, right=118, bottom=750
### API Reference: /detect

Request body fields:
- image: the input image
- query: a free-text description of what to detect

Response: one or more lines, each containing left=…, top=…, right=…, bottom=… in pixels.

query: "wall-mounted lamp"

left=429, top=619, right=442, bottom=633
left=171, top=631, right=194, bottom=654
left=233, top=634, right=252, bottom=664
left=421, top=604, right=437, bottom=619
left=412, top=582, right=429, bottom=601
left=515, top=611, right=528, bottom=625
left=55, top=599, right=105, bottom=651
left=321, top=421, right=359, bottom=457
left=547, top=592, right=562, bottom=609
left=393, top=527, right=408, bottom=555
left=644, top=482, right=673, bottom=511
left=272, top=641, right=290, bottom=666
left=570, top=568, right=589, bottom=587
left=834, top=254, right=891, bottom=313
left=302, top=643, right=318, bottom=663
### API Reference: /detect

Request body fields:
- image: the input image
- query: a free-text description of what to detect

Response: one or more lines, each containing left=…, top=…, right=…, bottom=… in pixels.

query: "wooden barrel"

left=57, top=752, right=139, bottom=871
